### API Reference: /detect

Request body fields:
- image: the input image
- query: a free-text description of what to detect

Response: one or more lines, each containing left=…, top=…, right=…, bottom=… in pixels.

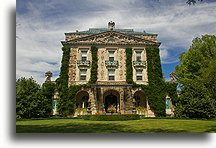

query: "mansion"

left=48, top=22, right=174, bottom=117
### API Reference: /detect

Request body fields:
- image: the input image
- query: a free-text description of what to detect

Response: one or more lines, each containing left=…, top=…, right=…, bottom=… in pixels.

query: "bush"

left=82, top=114, right=140, bottom=121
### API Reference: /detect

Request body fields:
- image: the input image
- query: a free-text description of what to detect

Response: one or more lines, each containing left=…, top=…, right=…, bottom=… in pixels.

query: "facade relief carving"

left=69, top=32, right=156, bottom=45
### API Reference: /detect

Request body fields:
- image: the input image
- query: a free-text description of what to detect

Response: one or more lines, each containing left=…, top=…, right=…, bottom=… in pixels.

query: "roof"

left=62, top=30, right=161, bottom=47
left=65, top=28, right=158, bottom=36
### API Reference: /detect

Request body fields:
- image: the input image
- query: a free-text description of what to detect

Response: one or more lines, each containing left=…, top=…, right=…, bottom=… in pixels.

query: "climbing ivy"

left=57, top=46, right=94, bottom=116
left=144, top=46, right=167, bottom=117
left=128, top=46, right=171, bottom=117
left=57, top=46, right=70, bottom=87
left=125, top=47, right=133, bottom=84
left=56, top=46, right=71, bottom=116
left=89, top=46, right=98, bottom=84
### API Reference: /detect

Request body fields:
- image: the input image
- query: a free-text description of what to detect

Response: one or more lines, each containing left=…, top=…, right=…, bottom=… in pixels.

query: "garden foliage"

left=175, top=35, right=216, bottom=118
left=82, top=114, right=140, bottom=121
left=16, top=77, right=55, bottom=119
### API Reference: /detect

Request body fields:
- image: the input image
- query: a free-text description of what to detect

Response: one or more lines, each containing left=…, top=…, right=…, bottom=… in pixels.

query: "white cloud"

left=16, top=0, right=216, bottom=84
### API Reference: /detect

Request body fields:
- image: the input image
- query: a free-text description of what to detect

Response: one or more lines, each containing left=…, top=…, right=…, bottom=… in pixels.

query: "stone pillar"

left=124, top=87, right=133, bottom=114
left=89, top=88, right=96, bottom=114
left=119, top=88, right=124, bottom=113
left=98, top=88, right=103, bottom=113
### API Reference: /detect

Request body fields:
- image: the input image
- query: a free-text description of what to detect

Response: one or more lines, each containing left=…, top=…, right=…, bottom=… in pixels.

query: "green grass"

left=16, top=118, right=216, bottom=133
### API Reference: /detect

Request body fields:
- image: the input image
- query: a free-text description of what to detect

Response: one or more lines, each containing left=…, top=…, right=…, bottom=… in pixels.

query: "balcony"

left=133, top=61, right=146, bottom=68
left=105, top=61, right=118, bottom=68
left=77, top=60, right=90, bottom=67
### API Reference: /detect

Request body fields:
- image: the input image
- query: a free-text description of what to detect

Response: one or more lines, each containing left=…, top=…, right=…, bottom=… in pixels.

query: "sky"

left=16, top=0, right=216, bottom=85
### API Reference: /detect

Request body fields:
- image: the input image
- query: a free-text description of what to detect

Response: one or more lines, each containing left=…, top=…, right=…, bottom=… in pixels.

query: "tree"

left=175, top=35, right=216, bottom=118
left=41, top=82, right=56, bottom=117
left=175, top=80, right=214, bottom=118
left=186, top=0, right=203, bottom=5
left=16, top=77, right=43, bottom=119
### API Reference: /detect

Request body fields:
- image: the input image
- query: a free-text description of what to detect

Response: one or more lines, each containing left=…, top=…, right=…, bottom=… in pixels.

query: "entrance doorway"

left=104, top=93, right=118, bottom=112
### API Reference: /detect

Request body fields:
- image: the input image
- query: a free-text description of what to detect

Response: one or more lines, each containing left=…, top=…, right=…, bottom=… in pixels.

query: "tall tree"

left=186, top=0, right=203, bottom=5
left=16, top=77, right=42, bottom=119
left=41, top=82, right=56, bottom=117
left=175, top=35, right=216, bottom=118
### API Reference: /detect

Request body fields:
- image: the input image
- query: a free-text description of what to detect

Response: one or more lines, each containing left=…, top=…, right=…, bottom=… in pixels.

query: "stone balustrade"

left=133, top=61, right=146, bottom=67
left=105, top=60, right=119, bottom=68
left=77, top=60, right=90, bottom=67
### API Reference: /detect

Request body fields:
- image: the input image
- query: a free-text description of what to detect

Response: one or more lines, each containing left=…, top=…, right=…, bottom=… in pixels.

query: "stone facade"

left=55, top=22, right=173, bottom=117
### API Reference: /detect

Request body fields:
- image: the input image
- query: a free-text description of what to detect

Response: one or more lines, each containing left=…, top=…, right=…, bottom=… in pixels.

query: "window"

left=108, top=51, right=115, bottom=61
left=81, top=51, right=87, bottom=61
left=136, top=70, right=143, bottom=80
left=80, top=69, right=87, bottom=80
left=166, top=98, right=171, bottom=109
left=136, top=51, right=142, bottom=61
left=108, top=69, right=115, bottom=80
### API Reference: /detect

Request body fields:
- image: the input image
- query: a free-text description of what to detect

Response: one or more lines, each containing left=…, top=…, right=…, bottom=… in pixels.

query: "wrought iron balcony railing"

left=105, top=60, right=118, bottom=68
left=133, top=61, right=146, bottom=67
left=77, top=60, right=90, bottom=67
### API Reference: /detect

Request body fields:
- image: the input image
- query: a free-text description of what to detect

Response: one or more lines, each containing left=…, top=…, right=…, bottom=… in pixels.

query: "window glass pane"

left=137, top=76, right=142, bottom=80
left=81, top=51, right=87, bottom=55
left=166, top=99, right=171, bottom=109
left=136, top=70, right=142, bottom=75
left=109, top=51, right=115, bottom=57
left=109, top=57, right=114, bottom=61
left=136, top=51, right=142, bottom=61
left=80, top=69, right=87, bottom=74
left=109, top=76, right=115, bottom=80
left=108, top=69, right=115, bottom=75
left=82, top=57, right=87, bottom=61
left=80, top=75, right=86, bottom=80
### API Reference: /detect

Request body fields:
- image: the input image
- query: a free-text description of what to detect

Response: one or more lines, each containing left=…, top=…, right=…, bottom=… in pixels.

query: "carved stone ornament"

left=62, top=31, right=159, bottom=46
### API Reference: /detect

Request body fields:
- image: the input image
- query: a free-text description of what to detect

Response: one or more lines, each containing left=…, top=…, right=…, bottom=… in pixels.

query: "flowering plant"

left=136, top=107, right=147, bottom=115
left=75, top=107, right=87, bottom=114
left=107, top=106, right=117, bottom=113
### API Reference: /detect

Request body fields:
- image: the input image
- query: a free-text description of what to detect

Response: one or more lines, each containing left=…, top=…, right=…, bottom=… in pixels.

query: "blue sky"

left=16, top=0, right=216, bottom=84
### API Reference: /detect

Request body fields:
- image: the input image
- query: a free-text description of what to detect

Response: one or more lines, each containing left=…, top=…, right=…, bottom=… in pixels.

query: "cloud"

left=16, top=0, right=216, bottom=84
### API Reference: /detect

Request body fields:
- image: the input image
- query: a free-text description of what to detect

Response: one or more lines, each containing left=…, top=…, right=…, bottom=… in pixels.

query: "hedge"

left=82, top=114, right=140, bottom=121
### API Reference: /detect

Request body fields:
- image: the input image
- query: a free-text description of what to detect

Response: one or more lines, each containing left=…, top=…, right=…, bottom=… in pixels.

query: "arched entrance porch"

left=103, top=90, right=120, bottom=112
left=133, top=91, right=147, bottom=115
left=76, top=91, right=89, bottom=108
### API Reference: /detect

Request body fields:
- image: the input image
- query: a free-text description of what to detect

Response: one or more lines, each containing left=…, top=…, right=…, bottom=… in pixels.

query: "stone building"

left=51, top=22, right=174, bottom=117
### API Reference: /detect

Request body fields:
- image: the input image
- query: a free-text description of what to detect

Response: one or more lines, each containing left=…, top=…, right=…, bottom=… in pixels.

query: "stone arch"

left=133, top=90, right=147, bottom=108
left=76, top=91, right=89, bottom=108
left=103, top=89, right=120, bottom=112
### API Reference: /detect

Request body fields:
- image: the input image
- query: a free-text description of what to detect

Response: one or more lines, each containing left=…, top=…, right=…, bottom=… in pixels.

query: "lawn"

left=16, top=118, right=216, bottom=133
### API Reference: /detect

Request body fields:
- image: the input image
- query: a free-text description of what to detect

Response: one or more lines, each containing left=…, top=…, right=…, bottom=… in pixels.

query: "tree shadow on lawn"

left=16, top=122, right=190, bottom=133
left=204, top=125, right=216, bottom=133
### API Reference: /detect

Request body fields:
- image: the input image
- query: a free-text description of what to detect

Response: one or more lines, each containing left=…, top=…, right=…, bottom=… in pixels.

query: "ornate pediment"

left=62, top=31, right=160, bottom=46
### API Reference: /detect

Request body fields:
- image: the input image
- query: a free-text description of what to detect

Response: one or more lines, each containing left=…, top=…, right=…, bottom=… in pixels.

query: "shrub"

left=82, top=114, right=140, bottom=121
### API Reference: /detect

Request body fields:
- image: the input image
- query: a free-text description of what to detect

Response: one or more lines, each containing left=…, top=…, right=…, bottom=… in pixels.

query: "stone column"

left=124, top=87, right=133, bottom=114
left=119, top=88, right=124, bottom=113
left=98, top=88, right=103, bottom=113
left=89, top=88, right=96, bottom=114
